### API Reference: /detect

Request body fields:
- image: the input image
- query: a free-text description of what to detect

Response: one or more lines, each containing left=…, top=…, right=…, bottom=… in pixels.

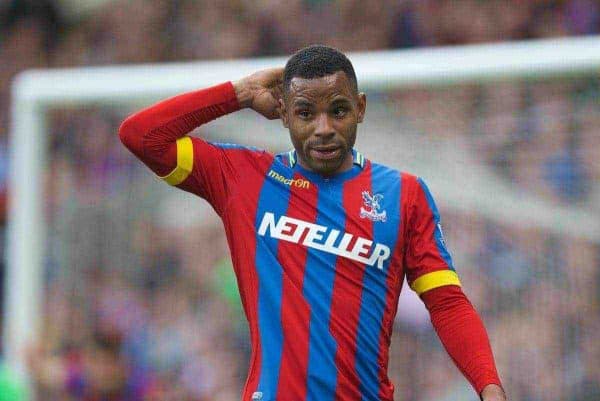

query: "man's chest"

left=228, top=164, right=404, bottom=275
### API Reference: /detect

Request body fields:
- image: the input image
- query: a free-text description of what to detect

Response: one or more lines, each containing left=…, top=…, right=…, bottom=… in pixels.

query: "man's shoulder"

left=191, top=139, right=276, bottom=174
left=206, top=141, right=264, bottom=153
left=368, top=160, right=419, bottom=185
left=199, top=140, right=274, bottom=161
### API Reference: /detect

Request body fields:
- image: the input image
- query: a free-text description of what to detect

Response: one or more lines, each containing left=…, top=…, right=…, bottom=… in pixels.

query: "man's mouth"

left=310, top=146, right=341, bottom=161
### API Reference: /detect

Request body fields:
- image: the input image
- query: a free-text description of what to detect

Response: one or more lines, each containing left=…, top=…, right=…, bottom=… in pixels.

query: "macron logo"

left=257, top=212, right=391, bottom=269
left=268, top=169, right=310, bottom=189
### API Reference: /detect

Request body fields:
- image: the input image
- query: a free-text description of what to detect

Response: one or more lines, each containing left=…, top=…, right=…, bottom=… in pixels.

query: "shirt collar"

left=287, top=149, right=365, bottom=169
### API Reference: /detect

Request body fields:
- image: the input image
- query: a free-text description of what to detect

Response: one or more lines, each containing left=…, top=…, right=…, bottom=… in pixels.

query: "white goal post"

left=6, top=36, right=600, bottom=381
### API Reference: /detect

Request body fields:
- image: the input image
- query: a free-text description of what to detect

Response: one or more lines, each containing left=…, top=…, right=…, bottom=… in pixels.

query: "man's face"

left=280, top=71, right=366, bottom=176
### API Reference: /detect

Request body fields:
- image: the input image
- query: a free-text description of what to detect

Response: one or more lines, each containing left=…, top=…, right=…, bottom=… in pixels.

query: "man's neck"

left=296, top=150, right=354, bottom=177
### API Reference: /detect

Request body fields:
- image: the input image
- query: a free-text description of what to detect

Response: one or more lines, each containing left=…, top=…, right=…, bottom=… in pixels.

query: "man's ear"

left=357, top=92, right=367, bottom=123
left=279, top=98, right=288, bottom=128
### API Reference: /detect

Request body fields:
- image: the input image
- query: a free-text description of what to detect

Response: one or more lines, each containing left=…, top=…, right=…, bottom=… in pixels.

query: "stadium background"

left=1, top=0, right=599, bottom=400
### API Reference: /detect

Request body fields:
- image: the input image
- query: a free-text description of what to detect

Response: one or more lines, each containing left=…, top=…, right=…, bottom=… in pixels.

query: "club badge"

left=360, top=191, right=387, bottom=222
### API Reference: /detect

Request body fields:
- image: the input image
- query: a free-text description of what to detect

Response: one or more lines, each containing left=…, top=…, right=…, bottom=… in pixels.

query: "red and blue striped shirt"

left=119, top=82, right=502, bottom=401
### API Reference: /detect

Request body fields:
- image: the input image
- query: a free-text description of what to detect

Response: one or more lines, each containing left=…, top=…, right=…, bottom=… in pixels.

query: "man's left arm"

left=403, top=176, right=506, bottom=401
left=421, top=285, right=506, bottom=401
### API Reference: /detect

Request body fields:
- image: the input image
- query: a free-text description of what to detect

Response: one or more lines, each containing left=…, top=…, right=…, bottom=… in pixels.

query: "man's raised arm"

left=119, top=82, right=240, bottom=176
left=118, top=68, right=283, bottom=176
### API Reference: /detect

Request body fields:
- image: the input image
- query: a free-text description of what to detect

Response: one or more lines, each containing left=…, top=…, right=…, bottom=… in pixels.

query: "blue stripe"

left=355, top=164, right=401, bottom=400
left=254, top=162, right=293, bottom=399
left=417, top=178, right=454, bottom=270
left=303, top=185, right=343, bottom=401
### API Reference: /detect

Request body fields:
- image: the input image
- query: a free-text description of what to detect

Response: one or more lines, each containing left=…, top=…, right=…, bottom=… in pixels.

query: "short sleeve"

left=404, top=177, right=461, bottom=296
left=158, top=137, right=264, bottom=216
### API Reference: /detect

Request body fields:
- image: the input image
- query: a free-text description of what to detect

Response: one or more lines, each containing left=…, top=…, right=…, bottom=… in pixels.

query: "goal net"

left=6, top=37, right=600, bottom=401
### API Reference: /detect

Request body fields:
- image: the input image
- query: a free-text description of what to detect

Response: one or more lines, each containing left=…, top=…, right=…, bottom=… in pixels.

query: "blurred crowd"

left=1, top=0, right=599, bottom=400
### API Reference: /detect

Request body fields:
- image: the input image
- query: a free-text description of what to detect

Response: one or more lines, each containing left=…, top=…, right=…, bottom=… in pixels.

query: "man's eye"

left=298, top=110, right=311, bottom=118
left=333, top=107, right=347, bottom=117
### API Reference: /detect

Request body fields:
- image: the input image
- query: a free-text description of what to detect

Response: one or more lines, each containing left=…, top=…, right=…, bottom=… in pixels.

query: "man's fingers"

left=265, top=104, right=280, bottom=120
left=272, top=85, right=283, bottom=102
left=272, top=67, right=284, bottom=79
left=265, top=67, right=284, bottom=87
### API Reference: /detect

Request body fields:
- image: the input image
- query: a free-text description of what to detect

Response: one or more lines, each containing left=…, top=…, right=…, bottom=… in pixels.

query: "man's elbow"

left=118, top=114, right=143, bottom=154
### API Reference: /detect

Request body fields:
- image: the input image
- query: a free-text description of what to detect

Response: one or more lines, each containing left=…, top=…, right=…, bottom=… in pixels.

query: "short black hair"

left=283, top=45, right=358, bottom=93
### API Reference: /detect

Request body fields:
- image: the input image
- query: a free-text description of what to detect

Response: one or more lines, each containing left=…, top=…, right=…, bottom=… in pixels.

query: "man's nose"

left=314, top=113, right=335, bottom=138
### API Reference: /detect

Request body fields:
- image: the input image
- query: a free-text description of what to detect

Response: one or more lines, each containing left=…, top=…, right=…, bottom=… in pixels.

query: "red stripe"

left=403, top=173, right=451, bottom=285
left=276, top=173, right=319, bottom=400
left=230, top=154, right=272, bottom=401
left=330, top=166, right=373, bottom=400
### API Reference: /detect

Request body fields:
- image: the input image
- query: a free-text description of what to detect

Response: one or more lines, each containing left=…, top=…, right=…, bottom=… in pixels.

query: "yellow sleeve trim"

left=160, top=137, right=194, bottom=186
left=410, top=270, right=461, bottom=296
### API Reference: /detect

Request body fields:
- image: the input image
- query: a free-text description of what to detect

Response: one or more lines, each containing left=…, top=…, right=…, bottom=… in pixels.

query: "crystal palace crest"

left=360, top=191, right=387, bottom=222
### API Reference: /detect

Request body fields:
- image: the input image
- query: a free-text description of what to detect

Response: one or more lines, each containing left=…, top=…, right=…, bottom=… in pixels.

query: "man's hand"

left=481, top=384, right=506, bottom=401
left=233, top=68, right=284, bottom=120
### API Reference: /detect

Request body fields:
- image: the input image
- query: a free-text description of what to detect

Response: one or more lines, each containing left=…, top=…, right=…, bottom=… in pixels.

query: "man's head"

left=280, top=45, right=366, bottom=176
